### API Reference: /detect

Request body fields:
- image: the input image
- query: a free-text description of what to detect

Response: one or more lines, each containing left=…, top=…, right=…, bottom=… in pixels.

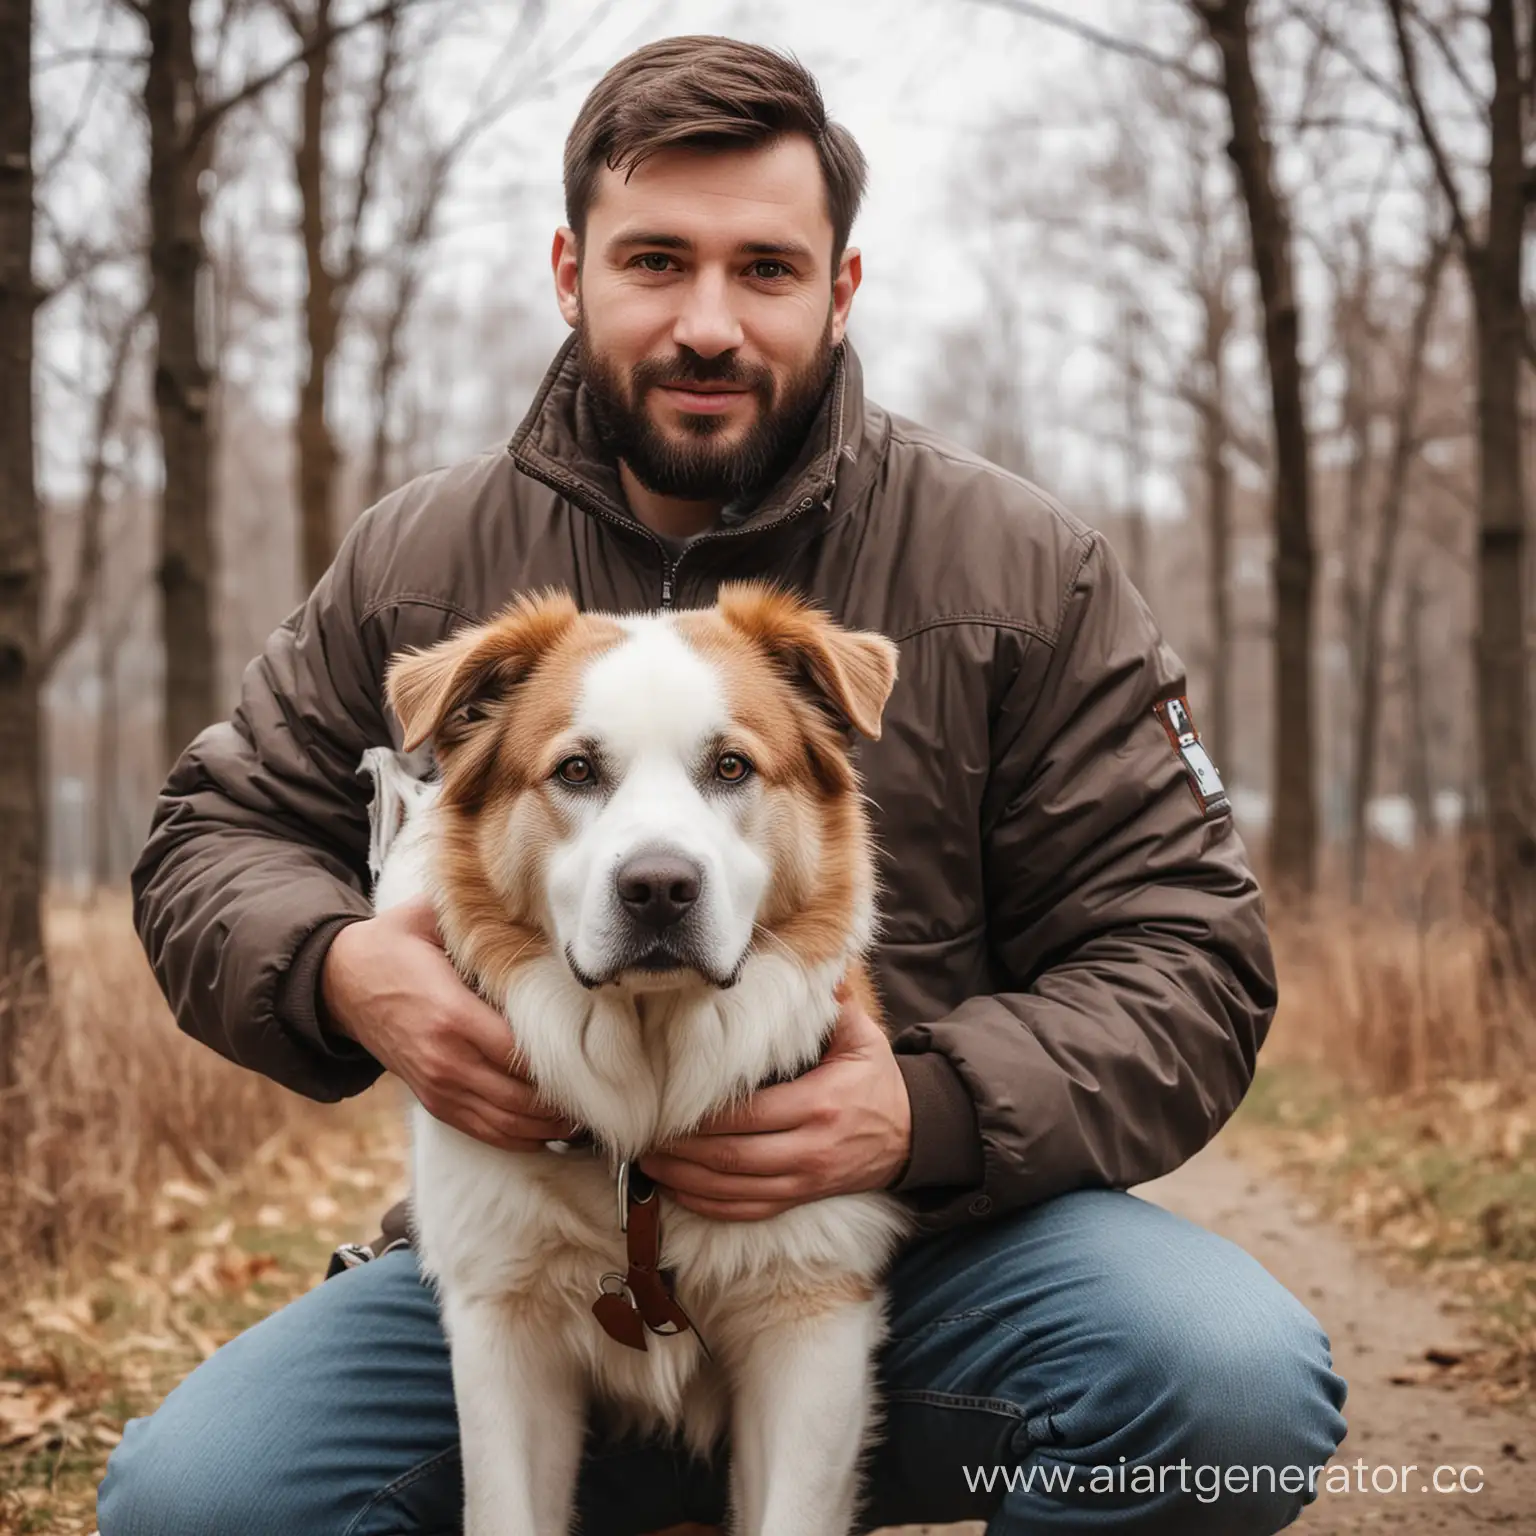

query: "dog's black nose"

left=616, top=853, right=702, bottom=930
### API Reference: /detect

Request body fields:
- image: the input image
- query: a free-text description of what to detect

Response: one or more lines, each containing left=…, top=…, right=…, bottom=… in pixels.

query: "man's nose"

left=616, top=852, right=703, bottom=930
left=671, top=270, right=744, bottom=358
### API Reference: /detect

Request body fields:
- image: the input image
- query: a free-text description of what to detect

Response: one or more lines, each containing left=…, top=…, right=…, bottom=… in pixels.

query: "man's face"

left=553, top=135, right=861, bottom=502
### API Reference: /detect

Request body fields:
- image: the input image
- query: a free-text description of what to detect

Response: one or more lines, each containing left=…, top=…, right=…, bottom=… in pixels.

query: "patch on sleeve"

left=1153, top=696, right=1230, bottom=816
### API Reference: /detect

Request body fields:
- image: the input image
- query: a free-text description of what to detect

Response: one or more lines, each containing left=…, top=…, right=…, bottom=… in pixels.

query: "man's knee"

left=98, top=1406, right=260, bottom=1536
left=97, top=1253, right=459, bottom=1536
left=1147, top=1302, right=1346, bottom=1525
left=1024, top=1258, right=1348, bottom=1532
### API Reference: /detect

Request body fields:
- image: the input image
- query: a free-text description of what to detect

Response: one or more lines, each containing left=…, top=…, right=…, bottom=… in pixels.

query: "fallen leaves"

left=1235, top=1064, right=1536, bottom=1404
left=1, top=1102, right=409, bottom=1534
left=0, top=1382, right=74, bottom=1450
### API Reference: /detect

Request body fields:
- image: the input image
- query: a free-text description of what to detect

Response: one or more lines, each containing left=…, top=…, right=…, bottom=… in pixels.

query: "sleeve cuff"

left=891, top=1051, right=985, bottom=1192
left=278, top=914, right=376, bottom=1064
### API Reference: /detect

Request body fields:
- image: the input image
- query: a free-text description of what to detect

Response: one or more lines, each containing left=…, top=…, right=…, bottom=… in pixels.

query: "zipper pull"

left=660, top=564, right=675, bottom=608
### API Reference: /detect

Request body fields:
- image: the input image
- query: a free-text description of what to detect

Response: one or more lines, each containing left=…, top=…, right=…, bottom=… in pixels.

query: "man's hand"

left=321, top=897, right=580, bottom=1152
left=638, top=987, right=912, bottom=1220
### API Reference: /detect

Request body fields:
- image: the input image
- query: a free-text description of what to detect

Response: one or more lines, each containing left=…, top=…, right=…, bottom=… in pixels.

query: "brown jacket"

left=133, top=337, right=1276, bottom=1235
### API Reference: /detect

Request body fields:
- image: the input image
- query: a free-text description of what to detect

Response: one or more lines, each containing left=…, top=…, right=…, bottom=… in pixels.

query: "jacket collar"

left=507, top=333, right=871, bottom=539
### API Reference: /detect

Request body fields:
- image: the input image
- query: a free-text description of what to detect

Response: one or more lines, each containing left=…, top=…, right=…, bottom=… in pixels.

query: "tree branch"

left=1280, top=0, right=1404, bottom=109
left=340, top=3, right=402, bottom=293
left=1386, top=0, right=1477, bottom=256
left=965, top=0, right=1220, bottom=91
left=40, top=302, right=152, bottom=680
left=1413, top=0, right=1487, bottom=111
left=189, top=0, right=426, bottom=155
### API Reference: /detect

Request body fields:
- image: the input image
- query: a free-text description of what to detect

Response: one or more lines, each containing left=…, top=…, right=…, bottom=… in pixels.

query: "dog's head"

left=386, top=583, right=897, bottom=997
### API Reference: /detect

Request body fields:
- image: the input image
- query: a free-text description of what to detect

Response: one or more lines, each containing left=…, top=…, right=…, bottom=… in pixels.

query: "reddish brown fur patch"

left=386, top=591, right=583, bottom=753
left=841, top=958, right=884, bottom=1030
left=712, top=582, right=898, bottom=741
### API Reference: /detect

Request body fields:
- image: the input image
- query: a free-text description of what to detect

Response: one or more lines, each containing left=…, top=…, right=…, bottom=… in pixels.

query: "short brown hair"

left=563, top=36, right=867, bottom=262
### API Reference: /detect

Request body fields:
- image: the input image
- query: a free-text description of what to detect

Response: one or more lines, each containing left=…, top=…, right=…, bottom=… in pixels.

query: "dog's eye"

left=556, top=756, right=596, bottom=787
left=715, top=753, right=753, bottom=784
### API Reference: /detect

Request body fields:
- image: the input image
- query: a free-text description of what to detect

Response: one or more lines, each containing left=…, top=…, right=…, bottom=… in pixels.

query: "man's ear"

left=386, top=591, right=580, bottom=753
left=715, top=581, right=898, bottom=740
left=552, top=226, right=581, bottom=329
left=830, top=246, right=861, bottom=347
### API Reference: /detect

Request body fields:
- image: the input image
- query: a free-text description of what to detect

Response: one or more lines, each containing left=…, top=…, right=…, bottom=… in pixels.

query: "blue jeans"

left=98, top=1189, right=1346, bottom=1534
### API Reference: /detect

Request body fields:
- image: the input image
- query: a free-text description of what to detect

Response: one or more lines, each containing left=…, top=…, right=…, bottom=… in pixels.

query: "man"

left=100, top=36, right=1346, bottom=1536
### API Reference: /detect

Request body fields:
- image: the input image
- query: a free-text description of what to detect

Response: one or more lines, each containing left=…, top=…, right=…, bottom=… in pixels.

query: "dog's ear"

left=715, top=582, right=899, bottom=740
left=386, top=590, right=580, bottom=753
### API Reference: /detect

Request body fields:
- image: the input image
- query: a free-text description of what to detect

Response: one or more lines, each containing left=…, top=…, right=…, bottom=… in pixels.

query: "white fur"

left=367, top=615, right=910, bottom=1536
left=551, top=618, right=770, bottom=989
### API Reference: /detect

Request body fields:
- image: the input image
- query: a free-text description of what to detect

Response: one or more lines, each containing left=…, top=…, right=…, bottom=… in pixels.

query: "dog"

left=365, top=582, right=911, bottom=1536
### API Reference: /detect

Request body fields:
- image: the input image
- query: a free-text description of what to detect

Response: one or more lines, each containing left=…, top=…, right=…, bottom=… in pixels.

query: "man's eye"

left=556, top=756, right=597, bottom=787
left=750, top=260, right=790, bottom=280
left=715, top=753, right=753, bottom=784
left=635, top=253, right=676, bottom=273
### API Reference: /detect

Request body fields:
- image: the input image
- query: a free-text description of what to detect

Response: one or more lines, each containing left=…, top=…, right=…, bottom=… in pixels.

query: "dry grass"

left=0, top=1099, right=404, bottom=1533
left=1243, top=895, right=1536, bottom=1404
left=0, top=896, right=398, bottom=1533
left=1265, top=901, right=1532, bottom=1092
left=0, top=896, right=330, bottom=1289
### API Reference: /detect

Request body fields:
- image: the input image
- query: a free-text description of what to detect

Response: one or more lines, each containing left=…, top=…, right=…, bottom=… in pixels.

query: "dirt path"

left=885, top=1141, right=1533, bottom=1534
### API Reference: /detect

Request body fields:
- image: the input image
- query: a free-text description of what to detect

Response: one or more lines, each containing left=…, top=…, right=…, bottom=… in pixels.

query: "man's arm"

left=132, top=510, right=390, bottom=1101
left=889, top=531, right=1277, bottom=1229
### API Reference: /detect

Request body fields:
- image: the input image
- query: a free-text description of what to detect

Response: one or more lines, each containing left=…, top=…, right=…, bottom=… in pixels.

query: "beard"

left=578, top=310, right=836, bottom=503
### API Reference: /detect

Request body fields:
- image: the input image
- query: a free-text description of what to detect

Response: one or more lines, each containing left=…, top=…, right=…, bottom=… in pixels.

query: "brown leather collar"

left=591, top=1161, right=709, bottom=1357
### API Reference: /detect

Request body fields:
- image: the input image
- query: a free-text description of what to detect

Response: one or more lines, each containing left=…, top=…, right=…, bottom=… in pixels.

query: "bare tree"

left=362, top=0, right=601, bottom=506
left=1385, top=0, right=1535, bottom=962
left=1401, top=555, right=1436, bottom=841
left=277, top=0, right=403, bottom=588
left=132, top=0, right=406, bottom=766
left=140, top=0, right=220, bottom=769
left=1346, top=224, right=1451, bottom=896
left=39, top=297, right=150, bottom=680
left=1181, top=153, right=1247, bottom=775
left=0, top=0, right=43, bottom=1008
left=1119, top=299, right=1151, bottom=595
left=1194, top=0, right=1318, bottom=896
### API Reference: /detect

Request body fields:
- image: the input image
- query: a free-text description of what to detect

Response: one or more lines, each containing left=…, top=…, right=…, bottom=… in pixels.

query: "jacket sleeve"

left=131, top=510, right=394, bottom=1101
left=890, top=531, right=1277, bottom=1230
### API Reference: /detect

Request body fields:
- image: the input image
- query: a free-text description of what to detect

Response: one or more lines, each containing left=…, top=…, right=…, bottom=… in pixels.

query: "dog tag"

left=593, top=1274, right=648, bottom=1352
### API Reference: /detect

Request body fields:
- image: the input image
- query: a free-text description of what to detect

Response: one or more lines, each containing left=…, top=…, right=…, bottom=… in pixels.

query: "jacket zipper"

left=513, top=464, right=832, bottom=611
left=660, top=491, right=824, bottom=610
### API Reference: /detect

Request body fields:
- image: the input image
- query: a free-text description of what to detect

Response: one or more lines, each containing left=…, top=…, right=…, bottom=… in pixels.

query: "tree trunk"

left=366, top=258, right=417, bottom=506
left=295, top=0, right=341, bottom=590
left=1336, top=257, right=1371, bottom=853
left=1122, top=301, right=1150, bottom=598
left=1198, top=0, right=1318, bottom=897
left=92, top=620, right=118, bottom=889
left=1197, top=288, right=1233, bottom=775
left=1467, top=0, right=1534, bottom=959
left=1402, top=562, right=1436, bottom=843
left=0, top=0, right=45, bottom=1017
left=145, top=0, right=218, bottom=767
left=1348, top=234, right=1447, bottom=899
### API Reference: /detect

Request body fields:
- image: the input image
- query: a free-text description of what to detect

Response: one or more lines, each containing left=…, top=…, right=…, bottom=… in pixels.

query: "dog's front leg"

left=728, top=1295, right=885, bottom=1536
left=443, top=1292, right=586, bottom=1536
